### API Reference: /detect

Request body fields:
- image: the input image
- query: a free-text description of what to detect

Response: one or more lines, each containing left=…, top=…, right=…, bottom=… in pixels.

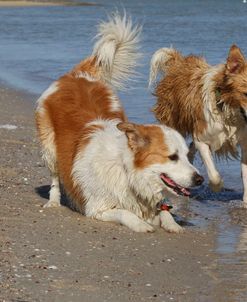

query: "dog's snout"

left=193, top=173, right=204, bottom=186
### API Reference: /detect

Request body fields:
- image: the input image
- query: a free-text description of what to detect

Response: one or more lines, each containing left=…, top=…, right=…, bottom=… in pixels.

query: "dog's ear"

left=117, top=122, right=149, bottom=152
left=226, top=44, right=246, bottom=74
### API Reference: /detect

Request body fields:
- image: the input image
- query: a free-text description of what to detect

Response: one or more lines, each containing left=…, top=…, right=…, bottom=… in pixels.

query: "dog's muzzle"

left=240, top=107, right=247, bottom=123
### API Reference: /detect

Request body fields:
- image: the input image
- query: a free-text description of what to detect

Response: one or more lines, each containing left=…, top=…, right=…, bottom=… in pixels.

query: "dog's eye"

left=168, top=153, right=179, bottom=161
left=244, top=93, right=247, bottom=97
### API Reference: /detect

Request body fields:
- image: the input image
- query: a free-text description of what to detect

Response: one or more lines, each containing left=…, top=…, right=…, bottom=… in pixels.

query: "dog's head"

left=117, top=122, right=203, bottom=203
left=219, top=45, right=247, bottom=121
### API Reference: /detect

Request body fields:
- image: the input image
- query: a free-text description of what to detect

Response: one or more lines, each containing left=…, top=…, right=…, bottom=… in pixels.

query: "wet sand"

left=0, top=84, right=246, bottom=301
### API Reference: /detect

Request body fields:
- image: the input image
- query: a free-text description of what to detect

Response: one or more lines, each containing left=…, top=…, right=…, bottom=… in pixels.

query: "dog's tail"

left=92, top=13, right=142, bottom=90
left=149, top=47, right=181, bottom=87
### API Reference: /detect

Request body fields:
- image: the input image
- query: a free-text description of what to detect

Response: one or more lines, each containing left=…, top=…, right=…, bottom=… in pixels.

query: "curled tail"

left=93, top=13, right=142, bottom=90
left=149, top=47, right=182, bottom=87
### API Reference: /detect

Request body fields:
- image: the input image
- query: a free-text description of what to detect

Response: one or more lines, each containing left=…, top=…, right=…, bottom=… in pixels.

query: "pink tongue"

left=160, top=174, right=191, bottom=196
left=175, top=182, right=190, bottom=196
left=160, top=174, right=176, bottom=187
left=180, top=186, right=190, bottom=196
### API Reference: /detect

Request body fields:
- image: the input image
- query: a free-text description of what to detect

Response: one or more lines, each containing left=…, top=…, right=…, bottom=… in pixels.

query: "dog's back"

left=149, top=48, right=209, bottom=137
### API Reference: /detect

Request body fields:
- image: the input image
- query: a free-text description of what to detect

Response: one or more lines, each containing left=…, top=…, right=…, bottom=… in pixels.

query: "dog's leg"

left=195, top=140, right=223, bottom=192
left=159, top=211, right=184, bottom=233
left=95, top=209, right=154, bottom=233
left=40, top=141, right=61, bottom=208
left=148, top=215, right=160, bottom=226
left=242, top=163, right=247, bottom=208
left=240, top=141, right=247, bottom=208
left=42, top=147, right=61, bottom=208
left=43, top=173, right=61, bottom=208
left=188, top=141, right=197, bottom=164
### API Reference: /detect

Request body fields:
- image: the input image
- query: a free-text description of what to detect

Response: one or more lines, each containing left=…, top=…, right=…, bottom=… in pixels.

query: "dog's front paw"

left=159, top=211, right=184, bottom=233
left=131, top=221, right=155, bottom=233
left=209, top=179, right=224, bottom=192
left=161, top=221, right=184, bottom=233
left=43, top=200, right=61, bottom=208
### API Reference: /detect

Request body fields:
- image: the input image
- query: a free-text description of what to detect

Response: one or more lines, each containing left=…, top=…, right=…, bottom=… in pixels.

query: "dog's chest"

left=199, top=112, right=238, bottom=151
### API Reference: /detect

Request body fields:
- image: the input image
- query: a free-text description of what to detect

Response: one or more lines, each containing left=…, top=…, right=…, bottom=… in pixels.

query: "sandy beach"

left=1, top=84, right=246, bottom=301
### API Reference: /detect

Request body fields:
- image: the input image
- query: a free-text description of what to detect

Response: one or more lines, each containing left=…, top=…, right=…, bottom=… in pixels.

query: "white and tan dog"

left=35, top=14, right=203, bottom=233
left=150, top=45, right=247, bottom=207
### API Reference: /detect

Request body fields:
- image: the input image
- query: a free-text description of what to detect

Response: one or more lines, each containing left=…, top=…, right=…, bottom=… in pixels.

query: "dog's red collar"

left=156, top=198, right=173, bottom=212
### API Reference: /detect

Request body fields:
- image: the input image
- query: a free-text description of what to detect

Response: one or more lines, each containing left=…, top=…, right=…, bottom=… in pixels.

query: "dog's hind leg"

left=41, top=142, right=61, bottom=208
left=241, top=163, right=247, bottom=208
left=44, top=172, right=61, bottom=208
left=36, top=111, right=61, bottom=208
left=95, top=209, right=155, bottom=233
left=195, top=140, right=223, bottom=192
left=41, top=147, right=61, bottom=208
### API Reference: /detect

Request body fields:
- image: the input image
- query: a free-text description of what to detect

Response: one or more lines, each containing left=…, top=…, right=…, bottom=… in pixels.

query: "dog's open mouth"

left=160, top=173, right=190, bottom=197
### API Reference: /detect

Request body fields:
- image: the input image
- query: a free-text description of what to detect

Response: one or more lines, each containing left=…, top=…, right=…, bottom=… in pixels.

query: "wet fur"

left=150, top=45, right=247, bottom=204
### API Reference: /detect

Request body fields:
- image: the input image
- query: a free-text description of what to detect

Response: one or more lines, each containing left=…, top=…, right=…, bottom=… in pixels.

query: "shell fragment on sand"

left=0, top=124, right=17, bottom=130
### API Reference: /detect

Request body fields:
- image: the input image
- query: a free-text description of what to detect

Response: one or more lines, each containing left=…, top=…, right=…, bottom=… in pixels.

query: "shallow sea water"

left=0, top=0, right=247, bottom=300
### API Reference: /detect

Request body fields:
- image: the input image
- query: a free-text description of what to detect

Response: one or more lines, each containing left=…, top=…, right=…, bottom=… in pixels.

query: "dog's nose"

left=193, top=173, right=204, bottom=186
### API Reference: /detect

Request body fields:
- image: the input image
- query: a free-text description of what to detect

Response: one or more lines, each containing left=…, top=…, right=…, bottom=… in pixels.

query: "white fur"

left=93, top=13, right=141, bottom=90
left=149, top=47, right=175, bottom=87
left=75, top=71, right=98, bottom=82
left=200, top=65, right=238, bottom=151
left=242, top=163, right=247, bottom=207
left=160, top=211, right=183, bottom=233
left=109, top=95, right=122, bottom=112
left=41, top=132, right=57, bottom=175
left=39, top=16, right=198, bottom=233
left=36, top=82, right=58, bottom=178
left=71, top=119, right=199, bottom=233
left=44, top=175, right=61, bottom=208
left=96, top=209, right=155, bottom=233
left=161, top=126, right=198, bottom=187
left=194, top=140, right=223, bottom=192
left=72, top=119, right=142, bottom=218
left=196, top=65, right=246, bottom=195
left=240, top=136, right=247, bottom=207
left=36, top=81, right=58, bottom=113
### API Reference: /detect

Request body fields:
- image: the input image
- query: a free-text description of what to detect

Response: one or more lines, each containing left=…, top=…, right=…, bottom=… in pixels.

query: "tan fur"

left=35, top=110, right=57, bottom=173
left=152, top=45, right=247, bottom=158
left=153, top=53, right=209, bottom=137
left=70, top=56, right=99, bottom=78
left=133, top=125, right=169, bottom=169
left=35, top=74, right=126, bottom=211
left=117, top=123, right=170, bottom=168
